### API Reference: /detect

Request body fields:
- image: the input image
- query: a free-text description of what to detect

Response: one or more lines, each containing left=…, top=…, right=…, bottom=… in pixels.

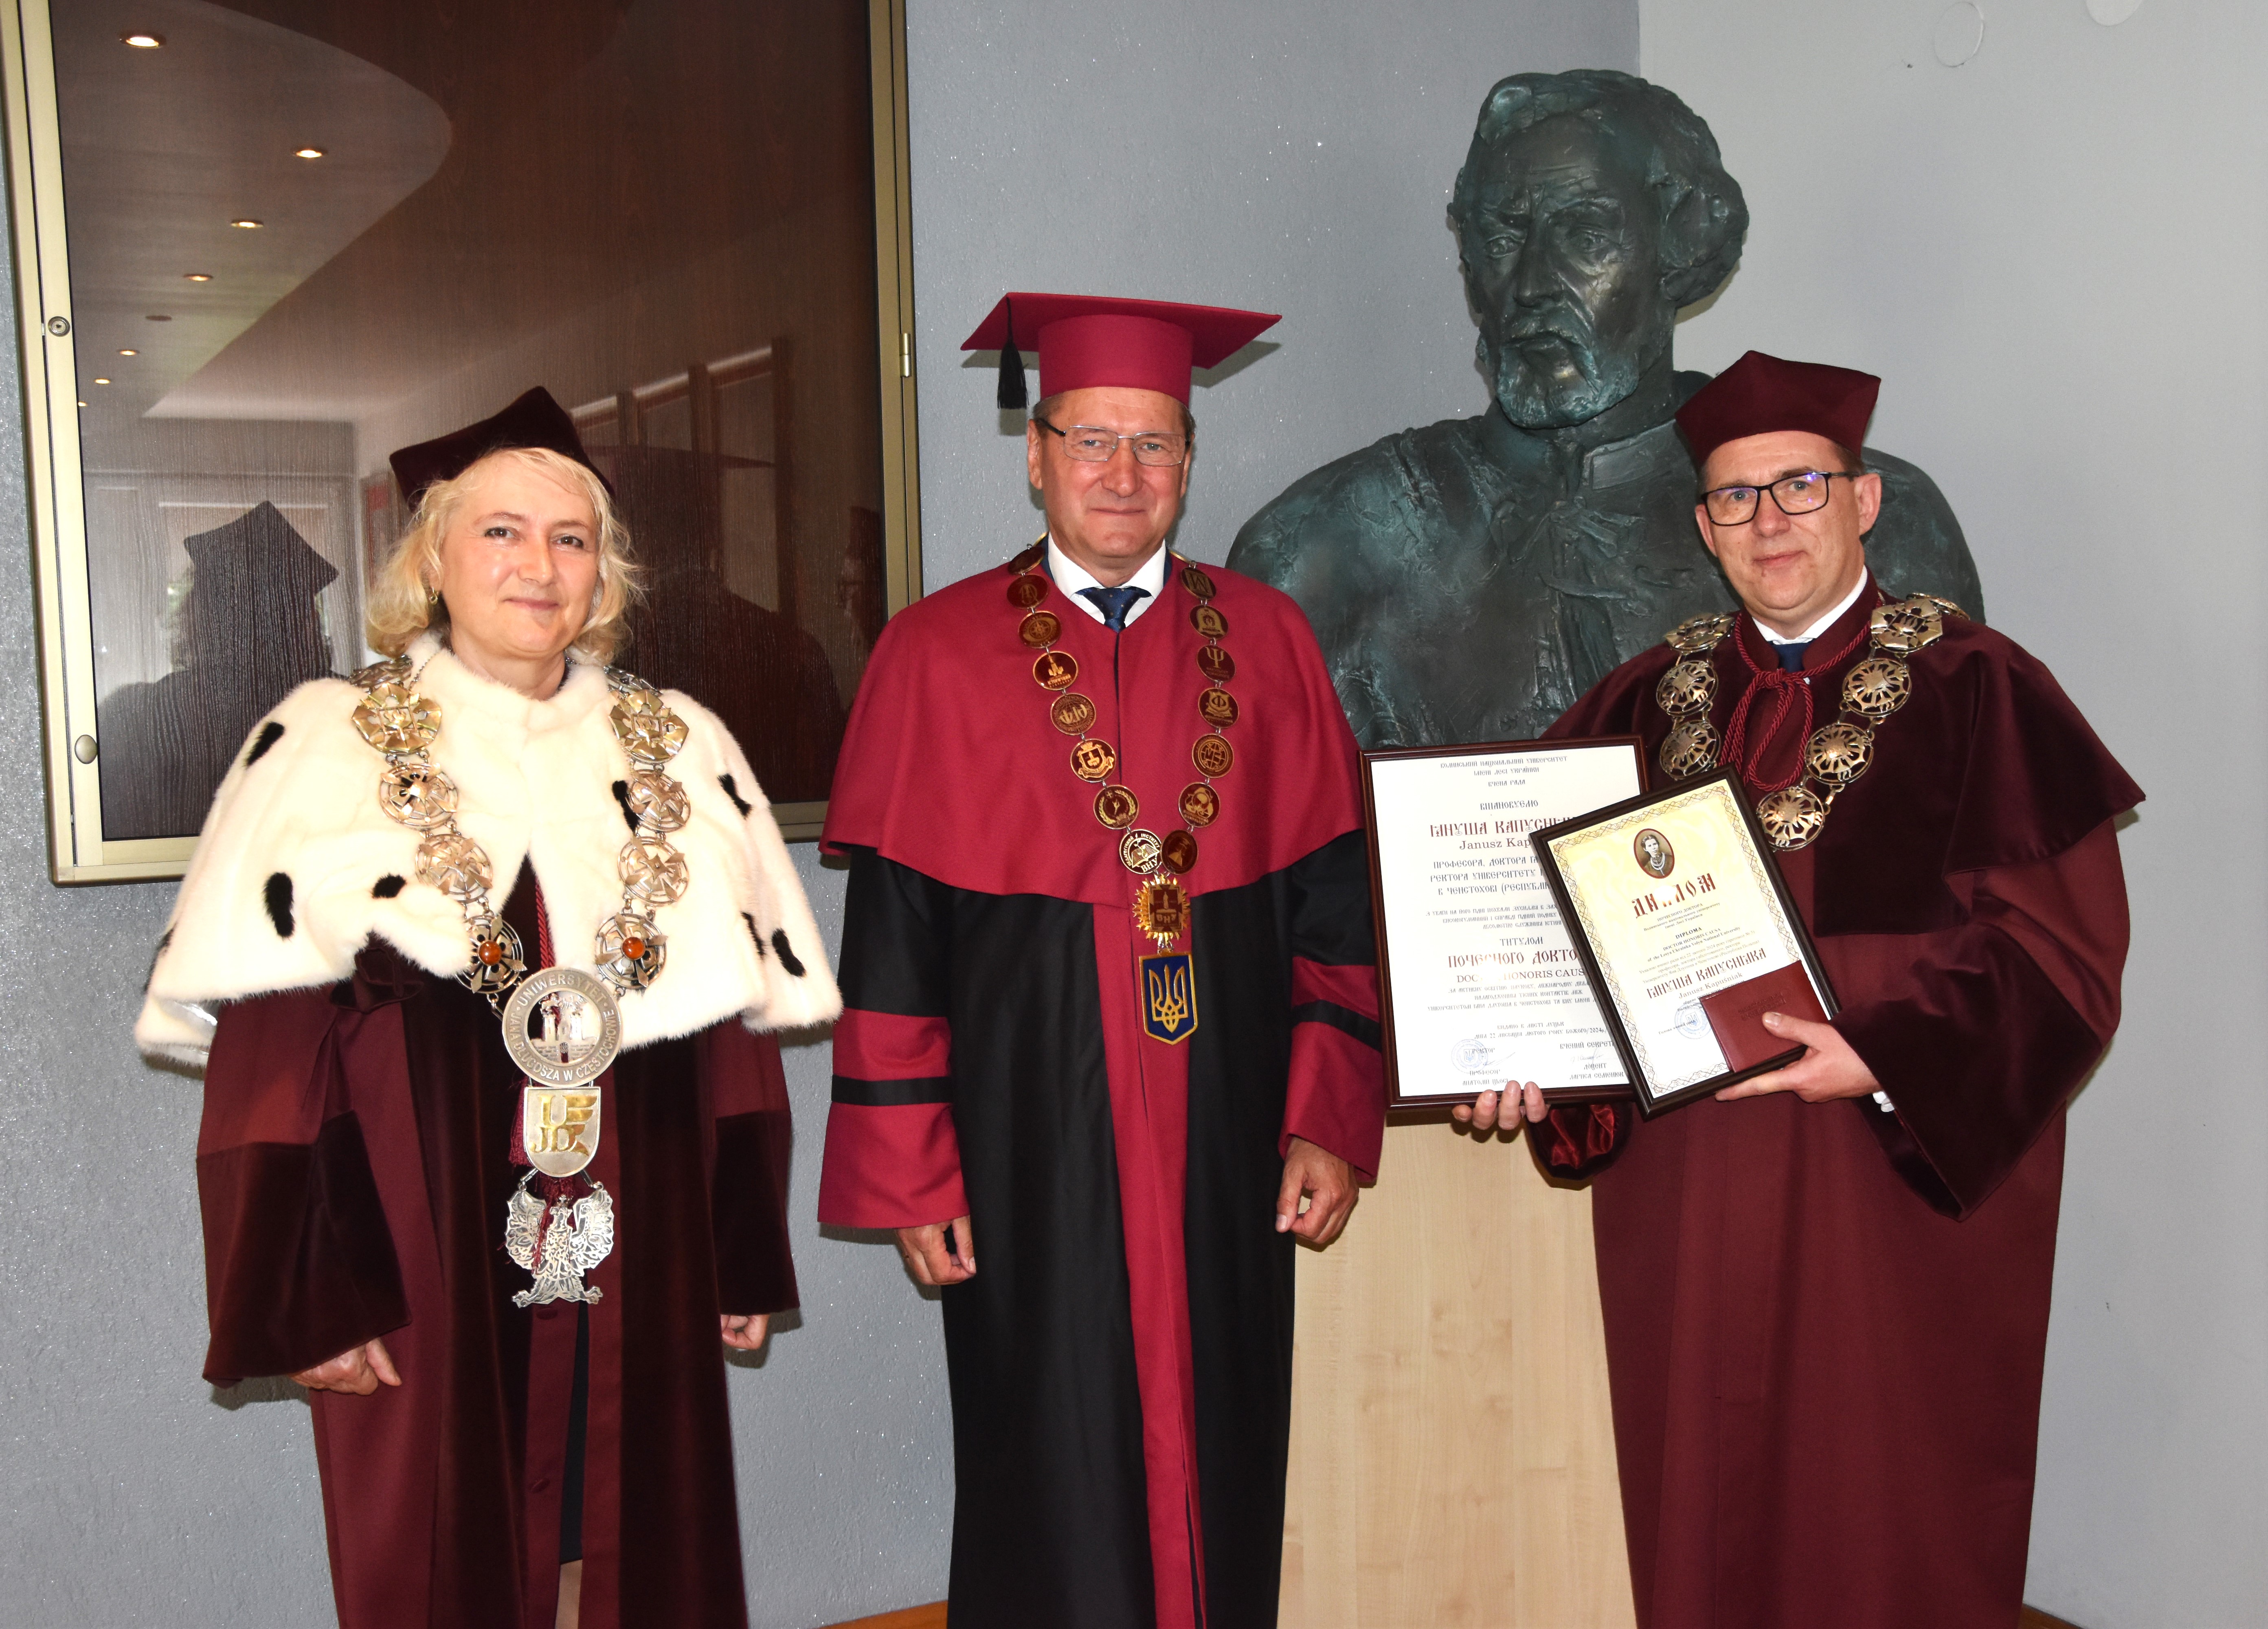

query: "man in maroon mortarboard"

left=1461, top=350, right=2142, bottom=1629
left=819, top=294, right=1388, bottom=1629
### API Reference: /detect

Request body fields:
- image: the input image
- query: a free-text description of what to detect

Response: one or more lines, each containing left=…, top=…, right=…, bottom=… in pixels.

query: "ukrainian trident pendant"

left=1141, top=953, right=1199, bottom=1044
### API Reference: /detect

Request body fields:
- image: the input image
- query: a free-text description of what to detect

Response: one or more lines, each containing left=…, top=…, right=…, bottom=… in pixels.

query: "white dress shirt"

left=1752, top=571, right=1870, bottom=650
left=1048, top=536, right=1169, bottom=628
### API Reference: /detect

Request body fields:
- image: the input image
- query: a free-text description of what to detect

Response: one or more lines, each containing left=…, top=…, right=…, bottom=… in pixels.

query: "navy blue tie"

left=1775, top=640, right=1810, bottom=673
left=1080, top=584, right=1150, bottom=631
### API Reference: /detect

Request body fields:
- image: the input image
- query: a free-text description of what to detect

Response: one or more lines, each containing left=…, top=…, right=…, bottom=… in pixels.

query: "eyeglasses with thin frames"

left=1034, top=416, right=1188, bottom=468
left=1700, top=470, right=1862, bottom=526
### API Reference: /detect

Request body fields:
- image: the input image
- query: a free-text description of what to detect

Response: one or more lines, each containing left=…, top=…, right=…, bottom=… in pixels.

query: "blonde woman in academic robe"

left=138, top=388, right=839, bottom=1629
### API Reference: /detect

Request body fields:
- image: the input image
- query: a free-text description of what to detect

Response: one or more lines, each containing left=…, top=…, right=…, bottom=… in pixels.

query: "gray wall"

left=0, top=2, right=1640, bottom=1624
left=1638, top=2, right=2265, bottom=1623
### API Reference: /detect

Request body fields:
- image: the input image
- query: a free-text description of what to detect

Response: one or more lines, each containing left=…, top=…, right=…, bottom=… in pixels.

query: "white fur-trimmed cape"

left=136, top=633, right=841, bottom=1070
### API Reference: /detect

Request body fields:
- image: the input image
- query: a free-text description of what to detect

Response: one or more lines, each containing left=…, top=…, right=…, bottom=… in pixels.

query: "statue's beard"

left=1480, top=315, right=1654, bottom=431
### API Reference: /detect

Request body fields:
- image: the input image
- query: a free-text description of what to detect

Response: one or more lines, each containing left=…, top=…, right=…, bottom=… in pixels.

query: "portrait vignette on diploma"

left=1363, top=738, right=1642, bottom=1106
left=1539, top=775, right=1828, bottom=1108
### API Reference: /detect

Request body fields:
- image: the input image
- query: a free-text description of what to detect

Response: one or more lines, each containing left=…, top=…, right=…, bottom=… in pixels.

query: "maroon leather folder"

left=1699, top=961, right=1828, bottom=1074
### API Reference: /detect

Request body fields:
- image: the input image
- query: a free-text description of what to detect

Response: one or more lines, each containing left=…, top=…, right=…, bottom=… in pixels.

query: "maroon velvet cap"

left=389, top=386, right=610, bottom=507
left=963, top=293, right=1280, bottom=404
left=1675, top=350, right=1881, bottom=467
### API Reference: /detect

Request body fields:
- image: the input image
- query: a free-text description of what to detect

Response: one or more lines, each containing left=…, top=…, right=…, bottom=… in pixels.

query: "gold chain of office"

left=1653, top=593, right=1967, bottom=851
left=1005, top=541, right=1238, bottom=951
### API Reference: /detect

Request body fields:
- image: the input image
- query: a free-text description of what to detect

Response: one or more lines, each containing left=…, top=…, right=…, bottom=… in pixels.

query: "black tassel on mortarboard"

left=997, top=297, right=1028, bottom=410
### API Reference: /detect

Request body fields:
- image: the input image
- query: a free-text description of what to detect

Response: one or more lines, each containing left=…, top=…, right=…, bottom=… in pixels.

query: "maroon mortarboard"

left=184, top=501, right=337, bottom=595
left=1675, top=351, right=1881, bottom=466
left=389, top=387, right=610, bottom=507
left=963, top=292, right=1280, bottom=410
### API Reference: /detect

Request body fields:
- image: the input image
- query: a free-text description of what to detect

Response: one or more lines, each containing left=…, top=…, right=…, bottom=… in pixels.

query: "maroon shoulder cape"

left=820, top=552, right=1385, bottom=1629
left=1534, top=578, right=2140, bottom=1628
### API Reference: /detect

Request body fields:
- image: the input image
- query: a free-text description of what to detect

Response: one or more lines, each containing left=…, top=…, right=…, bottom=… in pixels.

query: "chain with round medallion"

left=1008, top=547, right=1241, bottom=953
left=1649, top=594, right=1963, bottom=851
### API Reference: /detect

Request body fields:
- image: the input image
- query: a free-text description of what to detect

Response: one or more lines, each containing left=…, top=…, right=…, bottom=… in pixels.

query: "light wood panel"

left=1282, top=1121, right=1634, bottom=1628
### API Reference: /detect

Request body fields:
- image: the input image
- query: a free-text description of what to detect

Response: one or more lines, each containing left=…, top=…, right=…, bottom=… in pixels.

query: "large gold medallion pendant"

left=1756, top=785, right=1831, bottom=851
left=1135, top=876, right=1190, bottom=949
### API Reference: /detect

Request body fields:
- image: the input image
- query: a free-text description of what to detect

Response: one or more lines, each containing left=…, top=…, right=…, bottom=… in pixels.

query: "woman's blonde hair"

left=365, top=446, right=644, bottom=661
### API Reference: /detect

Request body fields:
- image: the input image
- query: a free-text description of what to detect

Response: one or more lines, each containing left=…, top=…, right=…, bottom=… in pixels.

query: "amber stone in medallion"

left=1196, top=645, right=1235, bottom=683
left=1179, top=564, right=1216, bottom=600
left=1190, top=604, right=1228, bottom=639
left=1094, top=785, right=1140, bottom=829
left=1178, top=783, right=1220, bottom=826
left=1161, top=830, right=1198, bottom=874
left=1007, top=573, right=1048, bottom=608
left=1069, top=738, right=1118, bottom=782
left=1192, top=734, right=1234, bottom=778
left=1019, top=611, right=1063, bottom=648
left=1197, top=687, right=1238, bottom=727
left=1118, top=828, right=1165, bottom=873
left=1034, top=650, right=1079, bottom=690
left=1050, top=692, right=1098, bottom=735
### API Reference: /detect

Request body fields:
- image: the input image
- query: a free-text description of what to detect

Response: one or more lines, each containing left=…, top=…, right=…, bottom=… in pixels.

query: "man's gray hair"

left=1450, top=69, right=1748, bottom=309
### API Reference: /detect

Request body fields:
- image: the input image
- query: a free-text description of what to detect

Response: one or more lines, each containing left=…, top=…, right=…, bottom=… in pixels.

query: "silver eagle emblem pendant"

left=505, top=1171, right=615, bottom=1308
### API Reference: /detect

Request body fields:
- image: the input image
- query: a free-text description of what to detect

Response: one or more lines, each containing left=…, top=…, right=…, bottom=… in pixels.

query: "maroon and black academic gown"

left=1535, top=578, right=2142, bottom=1629
left=196, top=867, right=798, bottom=1629
left=817, top=555, right=1386, bottom=1629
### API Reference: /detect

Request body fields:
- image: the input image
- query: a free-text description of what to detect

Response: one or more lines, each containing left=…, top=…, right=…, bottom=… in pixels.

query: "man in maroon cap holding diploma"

left=820, top=294, right=1386, bottom=1629
left=1462, top=351, right=2143, bottom=1628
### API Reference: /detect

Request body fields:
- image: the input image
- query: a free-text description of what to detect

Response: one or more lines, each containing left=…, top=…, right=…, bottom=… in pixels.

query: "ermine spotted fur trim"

left=136, top=634, right=840, bottom=1069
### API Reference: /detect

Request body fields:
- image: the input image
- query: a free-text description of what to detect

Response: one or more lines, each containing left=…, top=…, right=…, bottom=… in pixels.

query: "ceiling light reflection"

left=295, top=147, right=325, bottom=160
left=121, top=33, right=164, bottom=49
left=183, top=272, right=211, bottom=282
left=229, top=219, right=263, bottom=229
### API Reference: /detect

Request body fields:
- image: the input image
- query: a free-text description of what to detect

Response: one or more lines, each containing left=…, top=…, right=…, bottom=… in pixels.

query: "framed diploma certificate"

left=1530, top=768, right=1839, bottom=1116
left=1362, top=737, right=1644, bottom=1109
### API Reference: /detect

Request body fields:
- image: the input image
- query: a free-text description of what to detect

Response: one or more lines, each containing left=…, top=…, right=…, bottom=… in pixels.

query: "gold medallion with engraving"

left=1136, top=877, right=1191, bottom=948
left=1034, top=650, right=1079, bottom=690
left=1019, top=611, right=1063, bottom=647
left=1755, top=785, right=1831, bottom=849
left=1180, top=564, right=1216, bottom=599
left=1655, top=659, right=1717, bottom=717
left=1051, top=692, right=1097, bottom=734
left=1198, top=687, right=1238, bottom=727
left=1070, top=738, right=1118, bottom=782
left=1094, top=785, right=1140, bottom=829
left=1191, top=604, right=1228, bottom=639
left=1196, top=645, right=1235, bottom=683
left=1007, top=574, right=1048, bottom=609
left=1804, top=720, right=1874, bottom=788
left=1192, top=734, right=1234, bottom=778
left=1178, top=783, right=1220, bottom=826
left=1119, top=828, right=1165, bottom=873
left=1842, top=657, right=1911, bottom=720
left=1161, top=830, right=1198, bottom=874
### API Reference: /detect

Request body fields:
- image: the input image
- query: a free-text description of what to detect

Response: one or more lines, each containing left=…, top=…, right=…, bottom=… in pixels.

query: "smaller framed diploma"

left=1363, top=736, right=1644, bottom=1109
left=1530, top=768, right=1838, bottom=1116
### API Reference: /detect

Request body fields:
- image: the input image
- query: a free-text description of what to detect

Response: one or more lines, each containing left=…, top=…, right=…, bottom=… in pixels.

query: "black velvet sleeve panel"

left=836, top=845, right=955, bottom=1019
left=1284, top=827, right=1378, bottom=970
